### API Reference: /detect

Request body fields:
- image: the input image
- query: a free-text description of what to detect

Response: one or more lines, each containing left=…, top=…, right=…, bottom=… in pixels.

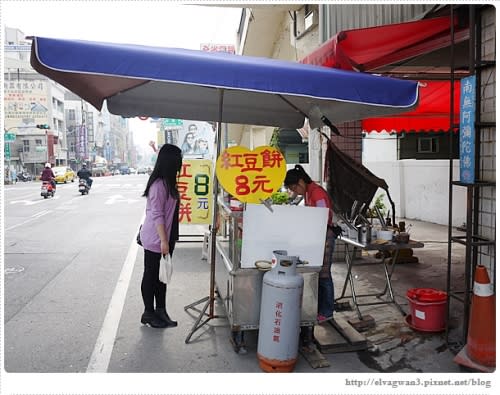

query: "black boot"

left=155, top=308, right=178, bottom=327
left=141, top=311, right=168, bottom=328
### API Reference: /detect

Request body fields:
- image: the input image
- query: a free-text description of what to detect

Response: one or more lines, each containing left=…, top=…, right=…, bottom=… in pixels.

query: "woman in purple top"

left=139, top=144, right=182, bottom=328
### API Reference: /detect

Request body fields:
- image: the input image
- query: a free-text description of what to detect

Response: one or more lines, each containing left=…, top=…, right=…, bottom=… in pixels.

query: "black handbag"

left=136, top=225, right=143, bottom=246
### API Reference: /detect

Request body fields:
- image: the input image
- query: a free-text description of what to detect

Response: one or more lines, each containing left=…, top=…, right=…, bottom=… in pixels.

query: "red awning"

left=300, top=16, right=467, bottom=133
left=362, top=80, right=460, bottom=133
left=300, top=16, right=466, bottom=71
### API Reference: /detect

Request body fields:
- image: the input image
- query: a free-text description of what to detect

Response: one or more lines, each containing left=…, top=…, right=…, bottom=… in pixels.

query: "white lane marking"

left=32, top=209, right=51, bottom=218
left=5, top=209, right=52, bottom=231
left=10, top=199, right=45, bottom=206
left=10, top=195, right=60, bottom=205
left=86, top=216, right=145, bottom=373
left=105, top=194, right=139, bottom=205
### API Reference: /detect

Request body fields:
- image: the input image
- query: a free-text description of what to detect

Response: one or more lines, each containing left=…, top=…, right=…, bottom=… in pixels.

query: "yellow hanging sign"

left=215, top=145, right=286, bottom=204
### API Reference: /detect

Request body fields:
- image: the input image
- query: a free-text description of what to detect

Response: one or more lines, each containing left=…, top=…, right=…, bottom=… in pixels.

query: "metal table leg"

left=335, top=244, right=364, bottom=320
left=336, top=244, right=407, bottom=319
left=377, top=249, right=406, bottom=316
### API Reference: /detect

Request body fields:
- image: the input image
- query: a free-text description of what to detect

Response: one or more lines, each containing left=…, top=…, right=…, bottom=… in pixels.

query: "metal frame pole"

left=184, top=89, right=225, bottom=343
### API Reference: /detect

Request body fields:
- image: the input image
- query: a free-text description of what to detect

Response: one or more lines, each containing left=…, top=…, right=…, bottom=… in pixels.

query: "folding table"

left=336, top=236, right=424, bottom=320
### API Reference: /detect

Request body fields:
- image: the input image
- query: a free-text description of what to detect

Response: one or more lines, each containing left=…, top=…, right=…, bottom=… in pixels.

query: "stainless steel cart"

left=214, top=199, right=320, bottom=353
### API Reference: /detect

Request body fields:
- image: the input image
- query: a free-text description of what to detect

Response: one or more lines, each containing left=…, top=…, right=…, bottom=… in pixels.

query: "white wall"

left=363, top=132, right=466, bottom=226
left=362, top=133, right=398, bottom=161
left=364, top=159, right=466, bottom=226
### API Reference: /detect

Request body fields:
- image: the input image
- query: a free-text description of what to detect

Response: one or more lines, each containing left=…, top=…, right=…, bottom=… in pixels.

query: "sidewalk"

left=331, top=218, right=466, bottom=373
left=108, top=220, right=466, bottom=373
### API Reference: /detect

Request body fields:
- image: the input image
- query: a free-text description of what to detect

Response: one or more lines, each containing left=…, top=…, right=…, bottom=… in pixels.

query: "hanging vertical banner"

left=4, top=142, right=11, bottom=160
left=77, top=124, right=88, bottom=161
left=178, top=159, right=213, bottom=224
left=459, top=76, right=476, bottom=184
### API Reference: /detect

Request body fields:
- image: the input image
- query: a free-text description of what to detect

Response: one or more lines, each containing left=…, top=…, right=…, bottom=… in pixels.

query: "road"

left=3, top=174, right=146, bottom=372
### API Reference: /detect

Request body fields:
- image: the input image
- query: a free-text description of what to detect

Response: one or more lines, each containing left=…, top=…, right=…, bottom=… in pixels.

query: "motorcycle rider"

left=41, top=163, right=56, bottom=192
left=77, top=163, right=93, bottom=188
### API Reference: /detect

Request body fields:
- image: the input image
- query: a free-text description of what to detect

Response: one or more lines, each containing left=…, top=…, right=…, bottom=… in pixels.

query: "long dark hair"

left=284, top=164, right=312, bottom=187
left=143, top=144, right=182, bottom=199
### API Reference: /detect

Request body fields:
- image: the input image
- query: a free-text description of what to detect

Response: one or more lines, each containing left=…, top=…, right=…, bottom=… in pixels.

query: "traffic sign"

left=162, top=118, right=183, bottom=127
left=4, top=133, right=16, bottom=142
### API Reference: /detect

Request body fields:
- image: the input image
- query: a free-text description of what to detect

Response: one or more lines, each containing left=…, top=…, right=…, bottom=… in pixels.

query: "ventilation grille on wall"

left=294, top=5, right=319, bottom=38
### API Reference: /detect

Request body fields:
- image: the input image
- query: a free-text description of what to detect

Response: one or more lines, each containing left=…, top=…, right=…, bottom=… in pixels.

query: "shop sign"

left=162, top=118, right=183, bottom=127
left=4, top=142, right=11, bottom=160
left=4, top=133, right=16, bottom=142
left=4, top=45, right=31, bottom=52
left=459, top=76, right=476, bottom=184
left=215, top=145, right=286, bottom=204
left=178, top=159, right=212, bottom=224
left=200, top=43, right=236, bottom=54
left=77, top=124, right=88, bottom=160
left=4, top=80, right=48, bottom=123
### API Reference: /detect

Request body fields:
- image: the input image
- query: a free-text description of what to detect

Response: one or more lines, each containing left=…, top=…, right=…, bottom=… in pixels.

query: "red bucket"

left=406, top=288, right=447, bottom=332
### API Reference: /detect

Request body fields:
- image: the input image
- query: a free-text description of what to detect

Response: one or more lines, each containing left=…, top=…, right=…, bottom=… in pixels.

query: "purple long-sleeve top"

left=140, top=179, right=178, bottom=253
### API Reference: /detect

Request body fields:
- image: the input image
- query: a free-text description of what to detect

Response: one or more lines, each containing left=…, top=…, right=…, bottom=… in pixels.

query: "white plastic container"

left=377, top=229, right=394, bottom=241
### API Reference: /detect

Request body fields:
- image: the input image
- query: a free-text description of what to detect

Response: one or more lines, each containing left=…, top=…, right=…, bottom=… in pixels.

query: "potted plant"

left=367, top=193, right=387, bottom=224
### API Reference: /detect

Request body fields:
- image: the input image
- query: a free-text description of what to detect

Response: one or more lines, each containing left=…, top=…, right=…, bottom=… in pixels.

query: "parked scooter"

left=41, top=181, right=55, bottom=199
left=17, top=172, right=33, bottom=182
left=78, top=178, right=90, bottom=195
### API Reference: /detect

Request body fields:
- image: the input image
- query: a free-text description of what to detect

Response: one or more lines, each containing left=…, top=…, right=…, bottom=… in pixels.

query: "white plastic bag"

left=159, top=254, right=173, bottom=284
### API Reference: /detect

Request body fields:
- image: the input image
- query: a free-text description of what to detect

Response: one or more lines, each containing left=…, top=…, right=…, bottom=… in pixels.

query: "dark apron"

left=168, top=199, right=180, bottom=253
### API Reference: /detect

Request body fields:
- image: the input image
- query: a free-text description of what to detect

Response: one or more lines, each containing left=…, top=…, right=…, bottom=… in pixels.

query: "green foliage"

left=269, top=127, right=280, bottom=148
left=367, top=193, right=386, bottom=218
left=271, top=191, right=289, bottom=205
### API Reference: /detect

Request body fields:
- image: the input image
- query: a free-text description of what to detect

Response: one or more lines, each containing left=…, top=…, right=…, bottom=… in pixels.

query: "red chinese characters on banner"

left=273, top=301, right=284, bottom=343
left=215, top=146, right=286, bottom=204
left=178, top=162, right=193, bottom=223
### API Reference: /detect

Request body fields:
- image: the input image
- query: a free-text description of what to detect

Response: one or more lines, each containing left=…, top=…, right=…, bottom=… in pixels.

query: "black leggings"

left=141, top=243, right=175, bottom=312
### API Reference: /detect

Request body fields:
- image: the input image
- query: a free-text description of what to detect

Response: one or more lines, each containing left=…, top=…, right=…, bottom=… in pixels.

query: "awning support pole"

left=184, top=88, right=225, bottom=343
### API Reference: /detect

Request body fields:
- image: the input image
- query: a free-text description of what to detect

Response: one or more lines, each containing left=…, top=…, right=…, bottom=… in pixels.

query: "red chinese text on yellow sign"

left=215, top=146, right=286, bottom=204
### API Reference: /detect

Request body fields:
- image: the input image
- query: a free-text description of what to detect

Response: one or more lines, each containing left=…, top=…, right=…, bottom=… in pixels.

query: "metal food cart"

left=214, top=199, right=327, bottom=352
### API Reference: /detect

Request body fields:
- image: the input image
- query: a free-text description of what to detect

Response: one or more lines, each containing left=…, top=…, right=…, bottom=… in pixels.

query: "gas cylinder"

left=257, top=250, right=304, bottom=372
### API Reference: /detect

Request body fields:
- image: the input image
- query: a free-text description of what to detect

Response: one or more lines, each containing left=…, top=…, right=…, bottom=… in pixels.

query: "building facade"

left=236, top=4, right=495, bottom=227
left=236, top=5, right=495, bottom=278
left=3, top=26, right=135, bottom=180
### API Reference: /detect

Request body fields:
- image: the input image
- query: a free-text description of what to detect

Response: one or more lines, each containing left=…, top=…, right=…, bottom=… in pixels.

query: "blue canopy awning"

left=30, top=36, right=419, bottom=129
